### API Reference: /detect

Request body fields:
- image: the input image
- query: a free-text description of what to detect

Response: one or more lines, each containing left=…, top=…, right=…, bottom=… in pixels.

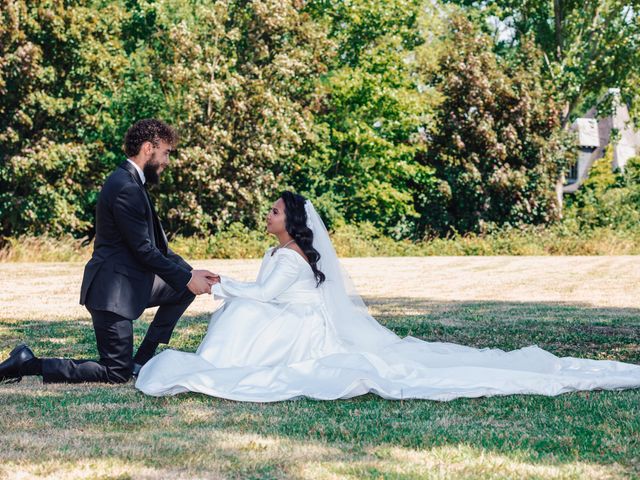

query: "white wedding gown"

left=135, top=247, right=640, bottom=402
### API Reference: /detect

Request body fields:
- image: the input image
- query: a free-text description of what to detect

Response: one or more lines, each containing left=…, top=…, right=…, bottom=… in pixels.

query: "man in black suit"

left=0, top=119, right=218, bottom=384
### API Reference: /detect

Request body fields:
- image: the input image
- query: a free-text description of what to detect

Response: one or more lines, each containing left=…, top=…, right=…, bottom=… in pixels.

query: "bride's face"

left=266, top=198, right=287, bottom=235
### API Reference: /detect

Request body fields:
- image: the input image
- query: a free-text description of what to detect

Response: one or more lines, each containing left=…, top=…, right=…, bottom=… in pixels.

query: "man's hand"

left=187, top=269, right=220, bottom=295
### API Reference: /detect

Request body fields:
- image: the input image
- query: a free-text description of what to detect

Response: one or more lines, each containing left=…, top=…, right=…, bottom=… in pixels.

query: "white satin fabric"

left=135, top=247, right=640, bottom=401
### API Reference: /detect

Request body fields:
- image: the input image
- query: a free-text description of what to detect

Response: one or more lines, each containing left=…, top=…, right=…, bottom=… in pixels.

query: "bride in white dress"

left=135, top=192, right=640, bottom=401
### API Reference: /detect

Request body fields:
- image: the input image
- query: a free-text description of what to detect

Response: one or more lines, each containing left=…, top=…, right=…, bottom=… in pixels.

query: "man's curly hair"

left=123, top=119, right=178, bottom=157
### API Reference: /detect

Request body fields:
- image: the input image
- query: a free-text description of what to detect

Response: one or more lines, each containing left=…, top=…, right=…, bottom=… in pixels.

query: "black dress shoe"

left=132, top=363, right=142, bottom=378
left=0, top=343, right=35, bottom=384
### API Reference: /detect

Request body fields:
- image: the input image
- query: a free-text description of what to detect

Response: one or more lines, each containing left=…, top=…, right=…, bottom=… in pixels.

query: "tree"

left=289, top=0, right=442, bottom=238
left=419, top=14, right=571, bottom=233
left=0, top=0, right=129, bottom=237
left=122, top=0, right=332, bottom=235
left=444, top=0, right=640, bottom=127
left=0, top=0, right=332, bottom=238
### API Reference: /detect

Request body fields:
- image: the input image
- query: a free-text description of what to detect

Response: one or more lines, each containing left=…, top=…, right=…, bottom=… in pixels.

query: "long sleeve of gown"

left=212, top=252, right=300, bottom=302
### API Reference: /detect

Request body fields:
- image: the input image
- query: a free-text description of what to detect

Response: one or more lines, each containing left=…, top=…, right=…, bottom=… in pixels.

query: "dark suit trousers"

left=41, top=276, right=195, bottom=384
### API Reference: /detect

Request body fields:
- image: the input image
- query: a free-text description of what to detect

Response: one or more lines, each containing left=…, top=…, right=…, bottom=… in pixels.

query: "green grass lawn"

left=1, top=262, right=640, bottom=479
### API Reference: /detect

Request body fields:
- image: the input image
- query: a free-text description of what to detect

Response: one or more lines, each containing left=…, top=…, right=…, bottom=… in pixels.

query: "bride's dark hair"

left=280, top=191, right=326, bottom=286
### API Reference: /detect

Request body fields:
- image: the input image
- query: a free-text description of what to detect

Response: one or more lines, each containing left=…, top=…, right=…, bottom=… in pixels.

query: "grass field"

left=1, top=257, right=639, bottom=479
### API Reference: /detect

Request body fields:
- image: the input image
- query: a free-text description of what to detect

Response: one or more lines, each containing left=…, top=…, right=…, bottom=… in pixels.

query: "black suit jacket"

left=80, top=161, right=192, bottom=319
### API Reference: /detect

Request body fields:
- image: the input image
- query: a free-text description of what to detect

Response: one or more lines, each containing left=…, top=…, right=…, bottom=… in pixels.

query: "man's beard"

left=143, top=153, right=161, bottom=185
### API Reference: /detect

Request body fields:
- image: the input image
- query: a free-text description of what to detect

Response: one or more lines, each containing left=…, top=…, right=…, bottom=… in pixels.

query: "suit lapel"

left=144, top=187, right=169, bottom=255
left=118, top=161, right=166, bottom=252
left=119, top=160, right=144, bottom=188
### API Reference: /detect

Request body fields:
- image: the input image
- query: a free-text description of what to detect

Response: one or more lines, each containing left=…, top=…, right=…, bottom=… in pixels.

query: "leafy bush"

left=418, top=14, right=572, bottom=235
left=1, top=0, right=636, bottom=245
left=0, top=0, right=331, bottom=238
left=564, top=150, right=640, bottom=231
left=290, top=0, right=441, bottom=238
left=4, top=221, right=640, bottom=263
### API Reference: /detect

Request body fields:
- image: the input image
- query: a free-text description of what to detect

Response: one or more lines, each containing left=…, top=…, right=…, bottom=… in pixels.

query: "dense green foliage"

left=289, top=0, right=440, bottom=238
left=0, top=0, right=127, bottom=236
left=0, top=0, right=331, bottom=237
left=418, top=15, right=571, bottom=234
left=444, top=0, right=640, bottom=125
left=564, top=152, right=640, bottom=230
left=1, top=0, right=639, bottom=243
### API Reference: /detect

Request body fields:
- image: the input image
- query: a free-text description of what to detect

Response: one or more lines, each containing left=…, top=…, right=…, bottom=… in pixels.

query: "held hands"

left=187, top=269, right=220, bottom=295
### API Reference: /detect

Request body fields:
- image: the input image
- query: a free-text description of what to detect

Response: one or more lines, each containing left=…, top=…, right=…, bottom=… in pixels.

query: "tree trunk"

left=553, top=0, right=563, bottom=61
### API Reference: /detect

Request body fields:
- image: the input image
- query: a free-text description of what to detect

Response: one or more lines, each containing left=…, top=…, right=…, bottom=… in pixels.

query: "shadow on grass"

left=1, top=298, right=639, bottom=478
left=6, top=297, right=637, bottom=361
left=364, top=297, right=640, bottom=363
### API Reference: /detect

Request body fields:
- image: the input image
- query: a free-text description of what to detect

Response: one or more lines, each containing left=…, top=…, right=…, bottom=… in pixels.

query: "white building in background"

left=563, top=88, right=640, bottom=194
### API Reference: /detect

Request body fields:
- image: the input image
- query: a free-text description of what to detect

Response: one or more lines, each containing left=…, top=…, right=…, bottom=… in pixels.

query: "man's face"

left=144, top=140, right=172, bottom=185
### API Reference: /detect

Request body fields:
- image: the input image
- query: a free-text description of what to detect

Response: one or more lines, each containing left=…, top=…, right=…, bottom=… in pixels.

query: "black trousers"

left=41, top=276, right=195, bottom=384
